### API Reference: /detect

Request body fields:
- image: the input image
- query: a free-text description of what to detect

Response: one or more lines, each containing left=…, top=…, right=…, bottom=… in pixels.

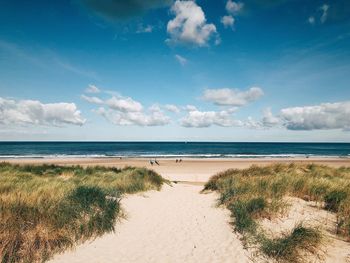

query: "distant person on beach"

left=155, top=159, right=160, bottom=165
left=149, top=160, right=154, bottom=166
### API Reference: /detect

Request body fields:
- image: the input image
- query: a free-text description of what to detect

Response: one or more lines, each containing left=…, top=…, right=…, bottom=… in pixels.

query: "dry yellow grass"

left=0, top=163, right=166, bottom=263
left=204, top=163, right=350, bottom=262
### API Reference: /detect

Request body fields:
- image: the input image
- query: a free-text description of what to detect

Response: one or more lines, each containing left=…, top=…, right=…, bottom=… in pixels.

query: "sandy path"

left=49, top=183, right=249, bottom=263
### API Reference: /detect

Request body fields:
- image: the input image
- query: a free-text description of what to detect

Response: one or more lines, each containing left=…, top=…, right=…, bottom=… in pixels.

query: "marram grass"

left=203, top=163, right=350, bottom=262
left=0, top=163, right=166, bottom=263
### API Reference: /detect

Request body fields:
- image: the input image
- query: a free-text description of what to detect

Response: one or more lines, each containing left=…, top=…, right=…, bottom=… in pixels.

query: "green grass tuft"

left=324, top=190, right=348, bottom=212
left=261, top=224, right=322, bottom=263
left=228, top=197, right=266, bottom=233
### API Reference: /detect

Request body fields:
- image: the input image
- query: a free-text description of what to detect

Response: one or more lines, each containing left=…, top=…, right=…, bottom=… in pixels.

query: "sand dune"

left=10, top=158, right=350, bottom=262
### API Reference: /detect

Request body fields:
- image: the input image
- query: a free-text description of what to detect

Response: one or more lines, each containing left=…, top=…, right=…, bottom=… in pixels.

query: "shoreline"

left=1, top=155, right=349, bottom=159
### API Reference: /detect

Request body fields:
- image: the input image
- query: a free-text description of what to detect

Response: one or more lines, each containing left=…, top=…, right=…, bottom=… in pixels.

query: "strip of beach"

left=6, top=157, right=350, bottom=182
left=4, top=157, right=350, bottom=263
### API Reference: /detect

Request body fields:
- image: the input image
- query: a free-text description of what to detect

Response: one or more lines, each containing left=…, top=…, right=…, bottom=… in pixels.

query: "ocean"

left=0, top=142, right=349, bottom=159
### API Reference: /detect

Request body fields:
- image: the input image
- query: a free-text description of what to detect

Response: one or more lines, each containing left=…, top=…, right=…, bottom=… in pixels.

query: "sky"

left=0, top=0, right=350, bottom=141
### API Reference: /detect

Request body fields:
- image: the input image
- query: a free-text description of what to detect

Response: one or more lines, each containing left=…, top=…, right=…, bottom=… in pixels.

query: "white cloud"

left=85, top=84, right=100, bottom=94
left=183, top=105, right=198, bottom=111
left=227, top=107, right=239, bottom=113
left=83, top=91, right=171, bottom=127
left=262, top=108, right=280, bottom=127
left=320, top=4, right=329, bottom=23
left=106, top=96, right=143, bottom=112
left=81, top=95, right=104, bottom=104
left=308, top=16, right=315, bottom=25
left=181, top=109, right=241, bottom=128
left=280, top=101, right=350, bottom=131
left=244, top=117, right=263, bottom=129
left=165, top=104, right=180, bottom=113
left=96, top=107, right=170, bottom=126
left=166, top=0, right=218, bottom=47
left=0, top=97, right=85, bottom=126
left=136, top=24, right=153, bottom=33
left=202, top=87, right=264, bottom=106
left=226, top=0, right=244, bottom=14
left=179, top=107, right=279, bottom=129
left=149, top=104, right=161, bottom=112
left=308, top=4, right=330, bottom=25
left=175, top=54, right=188, bottom=66
left=221, top=15, right=235, bottom=28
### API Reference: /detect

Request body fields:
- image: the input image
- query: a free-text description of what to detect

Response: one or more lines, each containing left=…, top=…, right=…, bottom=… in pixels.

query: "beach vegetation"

left=260, top=224, right=322, bottom=263
left=203, top=163, right=350, bottom=262
left=0, top=162, right=166, bottom=263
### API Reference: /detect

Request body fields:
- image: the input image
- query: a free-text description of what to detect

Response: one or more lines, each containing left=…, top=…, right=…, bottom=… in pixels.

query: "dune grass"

left=260, top=224, right=322, bottom=263
left=0, top=162, right=166, bottom=263
left=203, top=163, right=350, bottom=262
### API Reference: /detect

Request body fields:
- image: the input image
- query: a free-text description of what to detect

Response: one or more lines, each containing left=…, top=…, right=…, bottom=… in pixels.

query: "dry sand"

left=50, top=183, right=250, bottom=263
left=7, top=157, right=350, bottom=262
left=259, top=197, right=350, bottom=262
left=6, top=157, right=350, bottom=182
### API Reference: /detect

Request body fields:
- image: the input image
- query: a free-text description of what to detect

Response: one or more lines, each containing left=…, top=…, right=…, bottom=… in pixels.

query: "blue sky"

left=0, top=0, right=350, bottom=141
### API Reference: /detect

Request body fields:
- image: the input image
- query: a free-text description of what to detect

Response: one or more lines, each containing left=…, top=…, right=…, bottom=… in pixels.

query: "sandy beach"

left=6, top=157, right=350, bottom=182
left=4, top=157, right=349, bottom=262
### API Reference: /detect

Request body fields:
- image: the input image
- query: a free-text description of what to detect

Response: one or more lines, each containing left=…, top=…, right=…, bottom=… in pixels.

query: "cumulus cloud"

left=244, top=116, right=264, bottom=129
left=106, top=96, right=143, bottom=112
left=96, top=107, right=170, bottom=126
left=80, top=0, right=172, bottom=20
left=175, top=54, right=188, bottom=66
left=82, top=91, right=170, bottom=126
left=226, top=0, right=244, bottom=14
left=221, top=15, right=235, bottom=28
left=262, top=108, right=280, bottom=127
left=85, top=84, right=100, bottom=94
left=81, top=94, right=104, bottom=104
left=202, top=87, right=264, bottom=107
left=183, top=105, right=198, bottom=111
left=179, top=107, right=280, bottom=129
left=165, top=104, right=180, bottom=113
left=166, top=0, right=218, bottom=47
left=0, top=97, right=85, bottom=126
left=280, top=101, right=350, bottom=131
left=180, top=109, right=242, bottom=128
